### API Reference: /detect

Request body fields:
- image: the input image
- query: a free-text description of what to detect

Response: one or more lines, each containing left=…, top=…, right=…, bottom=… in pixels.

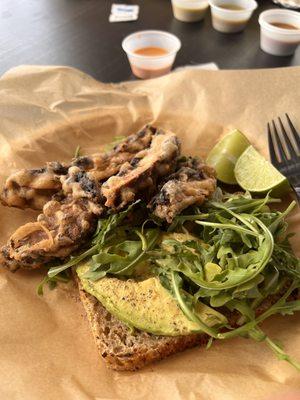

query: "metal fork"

left=268, top=114, right=300, bottom=202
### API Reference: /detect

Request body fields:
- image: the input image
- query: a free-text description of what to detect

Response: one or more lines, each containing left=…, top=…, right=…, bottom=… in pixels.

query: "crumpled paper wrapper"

left=0, top=65, right=300, bottom=400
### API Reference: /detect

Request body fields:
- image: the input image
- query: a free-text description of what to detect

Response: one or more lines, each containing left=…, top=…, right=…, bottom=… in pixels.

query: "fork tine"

left=278, top=116, right=298, bottom=160
left=272, top=119, right=287, bottom=164
left=285, top=113, right=300, bottom=153
left=268, top=122, right=279, bottom=166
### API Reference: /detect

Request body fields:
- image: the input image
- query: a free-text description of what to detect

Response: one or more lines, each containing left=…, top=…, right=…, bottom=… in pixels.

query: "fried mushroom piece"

left=61, top=125, right=155, bottom=200
left=60, top=167, right=103, bottom=202
left=72, top=125, right=155, bottom=182
left=101, top=129, right=181, bottom=210
left=0, top=162, right=68, bottom=210
left=149, top=157, right=217, bottom=223
left=0, top=197, right=102, bottom=271
left=0, top=126, right=155, bottom=210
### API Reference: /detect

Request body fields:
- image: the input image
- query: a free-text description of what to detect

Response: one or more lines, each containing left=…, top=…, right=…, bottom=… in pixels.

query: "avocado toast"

left=67, top=193, right=299, bottom=371
left=1, top=126, right=300, bottom=372
left=75, top=272, right=208, bottom=371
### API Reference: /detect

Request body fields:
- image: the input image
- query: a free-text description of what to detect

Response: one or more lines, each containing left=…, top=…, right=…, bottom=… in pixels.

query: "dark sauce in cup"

left=217, top=5, right=244, bottom=10
left=212, top=3, right=250, bottom=33
left=270, top=22, right=299, bottom=30
left=260, top=21, right=300, bottom=56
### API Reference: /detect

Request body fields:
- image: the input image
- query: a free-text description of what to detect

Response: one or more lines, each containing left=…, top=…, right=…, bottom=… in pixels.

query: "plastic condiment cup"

left=171, top=0, right=209, bottom=23
left=209, top=0, right=258, bottom=33
left=122, top=30, right=181, bottom=79
left=258, top=9, right=300, bottom=56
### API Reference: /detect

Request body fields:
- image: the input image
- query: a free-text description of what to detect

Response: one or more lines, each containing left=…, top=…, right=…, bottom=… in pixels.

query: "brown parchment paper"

left=1, top=65, right=300, bottom=400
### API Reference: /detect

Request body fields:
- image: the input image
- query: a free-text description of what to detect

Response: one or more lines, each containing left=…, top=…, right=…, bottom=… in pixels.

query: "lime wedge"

left=206, top=130, right=251, bottom=184
left=234, top=146, right=290, bottom=195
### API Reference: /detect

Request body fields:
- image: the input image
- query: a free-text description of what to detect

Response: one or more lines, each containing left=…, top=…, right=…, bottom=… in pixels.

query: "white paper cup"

left=171, top=0, right=209, bottom=23
left=259, top=9, right=300, bottom=56
left=209, top=0, right=258, bottom=33
left=122, top=30, right=181, bottom=79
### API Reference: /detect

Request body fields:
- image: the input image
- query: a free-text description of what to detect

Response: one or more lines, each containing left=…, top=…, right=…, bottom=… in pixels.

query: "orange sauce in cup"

left=134, top=47, right=168, bottom=56
left=131, top=47, right=171, bottom=79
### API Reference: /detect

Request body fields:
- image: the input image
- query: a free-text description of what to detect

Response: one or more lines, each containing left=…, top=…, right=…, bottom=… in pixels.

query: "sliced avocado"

left=77, top=263, right=227, bottom=336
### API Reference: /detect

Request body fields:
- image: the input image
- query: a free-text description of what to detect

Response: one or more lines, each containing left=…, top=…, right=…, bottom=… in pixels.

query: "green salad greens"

left=47, top=190, right=300, bottom=370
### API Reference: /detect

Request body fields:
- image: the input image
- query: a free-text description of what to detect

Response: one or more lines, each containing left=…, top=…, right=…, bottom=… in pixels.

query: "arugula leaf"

left=84, top=229, right=159, bottom=279
left=268, top=201, right=296, bottom=234
left=250, top=327, right=300, bottom=371
left=37, top=271, right=70, bottom=296
left=74, top=145, right=81, bottom=158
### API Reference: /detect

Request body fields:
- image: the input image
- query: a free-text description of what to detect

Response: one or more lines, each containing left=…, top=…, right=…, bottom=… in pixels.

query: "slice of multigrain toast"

left=75, top=276, right=208, bottom=371
left=75, top=273, right=299, bottom=371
